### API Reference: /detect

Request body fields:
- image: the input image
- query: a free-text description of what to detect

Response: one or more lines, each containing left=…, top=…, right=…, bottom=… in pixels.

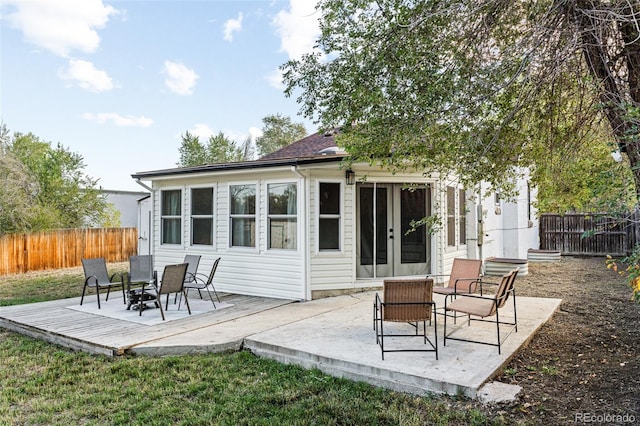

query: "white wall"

left=466, top=172, right=539, bottom=261
left=149, top=169, right=307, bottom=301
left=103, top=190, right=149, bottom=227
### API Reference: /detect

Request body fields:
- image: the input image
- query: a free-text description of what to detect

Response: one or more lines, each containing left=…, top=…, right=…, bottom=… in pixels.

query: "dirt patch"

left=472, top=256, right=640, bottom=424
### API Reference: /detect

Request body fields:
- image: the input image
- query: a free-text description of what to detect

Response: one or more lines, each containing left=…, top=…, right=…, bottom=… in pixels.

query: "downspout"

left=135, top=178, right=152, bottom=192
left=135, top=178, right=153, bottom=257
left=292, top=166, right=311, bottom=301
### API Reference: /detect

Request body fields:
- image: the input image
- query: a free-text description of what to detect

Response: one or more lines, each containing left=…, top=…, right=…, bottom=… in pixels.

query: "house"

left=131, top=132, right=538, bottom=301
left=102, top=189, right=150, bottom=228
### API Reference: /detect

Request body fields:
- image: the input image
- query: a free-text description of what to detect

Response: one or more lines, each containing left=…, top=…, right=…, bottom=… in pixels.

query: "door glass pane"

left=400, top=188, right=427, bottom=263
left=359, top=187, right=388, bottom=265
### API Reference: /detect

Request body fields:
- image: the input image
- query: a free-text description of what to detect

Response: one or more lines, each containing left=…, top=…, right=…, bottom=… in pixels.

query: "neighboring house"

left=131, top=132, right=538, bottom=301
left=102, top=189, right=150, bottom=228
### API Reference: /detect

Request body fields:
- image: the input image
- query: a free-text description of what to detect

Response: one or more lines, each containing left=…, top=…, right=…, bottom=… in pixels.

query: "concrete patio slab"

left=242, top=291, right=560, bottom=398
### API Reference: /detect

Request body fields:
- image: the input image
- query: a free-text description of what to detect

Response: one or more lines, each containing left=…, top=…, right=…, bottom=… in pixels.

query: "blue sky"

left=1, top=0, right=320, bottom=191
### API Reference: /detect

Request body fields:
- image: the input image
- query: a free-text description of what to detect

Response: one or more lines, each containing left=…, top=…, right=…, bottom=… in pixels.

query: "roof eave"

left=131, top=154, right=347, bottom=180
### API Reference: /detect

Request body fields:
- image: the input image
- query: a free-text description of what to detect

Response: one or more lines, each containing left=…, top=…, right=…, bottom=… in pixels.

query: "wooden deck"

left=0, top=294, right=294, bottom=357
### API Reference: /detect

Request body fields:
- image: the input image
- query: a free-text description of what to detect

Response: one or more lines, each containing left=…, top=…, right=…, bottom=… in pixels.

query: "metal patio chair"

left=443, top=269, right=518, bottom=354
left=173, top=254, right=201, bottom=304
left=430, top=258, right=483, bottom=296
left=81, top=257, right=126, bottom=309
left=184, top=257, right=221, bottom=308
left=148, top=263, right=191, bottom=321
left=373, top=278, right=438, bottom=360
left=126, top=255, right=158, bottom=312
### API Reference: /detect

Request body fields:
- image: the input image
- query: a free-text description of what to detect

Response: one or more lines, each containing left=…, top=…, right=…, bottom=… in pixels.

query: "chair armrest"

left=452, top=277, right=482, bottom=293
left=109, top=272, right=124, bottom=284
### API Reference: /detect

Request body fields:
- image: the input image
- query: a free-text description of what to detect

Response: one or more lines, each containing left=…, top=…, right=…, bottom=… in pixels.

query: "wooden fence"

left=0, top=228, right=138, bottom=275
left=539, top=212, right=640, bottom=256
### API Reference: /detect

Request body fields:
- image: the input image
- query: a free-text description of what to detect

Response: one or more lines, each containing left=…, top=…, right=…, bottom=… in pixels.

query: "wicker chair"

left=443, top=269, right=518, bottom=354
left=373, top=278, right=438, bottom=360
left=431, top=258, right=483, bottom=295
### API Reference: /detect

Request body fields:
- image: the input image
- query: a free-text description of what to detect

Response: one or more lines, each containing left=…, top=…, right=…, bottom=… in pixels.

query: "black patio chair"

left=126, top=255, right=158, bottom=312
left=184, top=257, right=221, bottom=308
left=148, top=263, right=191, bottom=321
left=81, top=257, right=126, bottom=309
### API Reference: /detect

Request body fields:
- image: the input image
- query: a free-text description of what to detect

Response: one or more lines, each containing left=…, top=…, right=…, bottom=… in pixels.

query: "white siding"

left=150, top=170, right=306, bottom=301
left=309, top=170, right=355, bottom=293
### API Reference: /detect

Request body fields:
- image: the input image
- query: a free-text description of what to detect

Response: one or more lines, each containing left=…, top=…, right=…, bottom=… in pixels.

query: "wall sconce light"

left=345, top=169, right=355, bottom=185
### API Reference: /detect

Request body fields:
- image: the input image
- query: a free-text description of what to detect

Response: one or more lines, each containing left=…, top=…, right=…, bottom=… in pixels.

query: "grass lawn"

left=0, top=265, right=499, bottom=426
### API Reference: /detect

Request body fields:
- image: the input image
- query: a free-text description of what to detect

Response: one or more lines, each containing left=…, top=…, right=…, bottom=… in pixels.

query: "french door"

left=356, top=183, right=431, bottom=278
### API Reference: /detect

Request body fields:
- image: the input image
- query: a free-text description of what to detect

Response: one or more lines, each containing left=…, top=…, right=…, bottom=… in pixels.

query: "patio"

left=0, top=290, right=561, bottom=399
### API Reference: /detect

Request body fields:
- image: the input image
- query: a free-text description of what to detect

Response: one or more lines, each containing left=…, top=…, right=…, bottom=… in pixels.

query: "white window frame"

left=266, top=180, right=298, bottom=251
left=445, top=185, right=467, bottom=250
left=160, top=187, right=183, bottom=246
left=316, top=180, right=343, bottom=253
left=229, top=182, right=258, bottom=250
left=458, top=188, right=467, bottom=246
left=189, top=185, right=215, bottom=248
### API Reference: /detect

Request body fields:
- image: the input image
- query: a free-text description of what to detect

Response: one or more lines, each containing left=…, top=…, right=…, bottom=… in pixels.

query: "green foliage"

left=178, top=130, right=251, bottom=167
left=606, top=252, right=640, bottom=303
left=0, top=129, right=108, bottom=233
left=255, top=113, right=307, bottom=157
left=0, top=331, right=499, bottom=425
left=282, top=0, right=640, bottom=202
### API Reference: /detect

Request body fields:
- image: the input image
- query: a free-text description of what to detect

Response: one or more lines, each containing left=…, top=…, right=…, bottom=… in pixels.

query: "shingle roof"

left=260, top=130, right=343, bottom=160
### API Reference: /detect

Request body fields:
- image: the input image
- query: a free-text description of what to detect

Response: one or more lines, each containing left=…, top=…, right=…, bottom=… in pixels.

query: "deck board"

left=0, top=294, right=294, bottom=356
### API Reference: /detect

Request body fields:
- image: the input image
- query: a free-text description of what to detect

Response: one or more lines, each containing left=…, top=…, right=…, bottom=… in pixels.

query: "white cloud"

left=223, top=12, right=243, bottom=42
left=83, top=112, right=153, bottom=127
left=3, top=0, right=120, bottom=57
left=188, top=124, right=263, bottom=144
left=59, top=59, right=114, bottom=92
left=266, top=68, right=285, bottom=90
left=163, top=61, right=198, bottom=95
left=248, top=126, right=263, bottom=140
left=272, top=0, right=320, bottom=60
left=190, top=123, right=216, bottom=139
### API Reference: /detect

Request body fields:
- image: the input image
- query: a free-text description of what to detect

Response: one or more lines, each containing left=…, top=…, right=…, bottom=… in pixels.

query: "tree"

left=0, top=129, right=109, bottom=232
left=177, top=131, right=252, bottom=167
left=255, top=114, right=307, bottom=157
left=282, top=1, right=640, bottom=203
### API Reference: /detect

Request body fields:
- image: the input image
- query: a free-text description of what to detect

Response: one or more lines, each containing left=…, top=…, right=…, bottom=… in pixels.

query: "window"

left=319, top=182, right=341, bottom=250
left=230, top=184, right=256, bottom=247
left=446, top=186, right=456, bottom=246
left=268, top=183, right=297, bottom=250
left=459, top=188, right=466, bottom=245
left=191, top=187, right=213, bottom=246
left=161, top=189, right=182, bottom=244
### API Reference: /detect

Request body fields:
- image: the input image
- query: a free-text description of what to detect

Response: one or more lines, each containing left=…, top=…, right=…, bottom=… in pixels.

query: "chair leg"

left=96, top=286, right=101, bottom=309
left=182, top=290, right=191, bottom=314
left=209, top=285, right=221, bottom=303
left=205, top=286, right=217, bottom=309
left=496, top=309, right=501, bottom=354
left=80, top=283, right=87, bottom=306
left=158, top=296, right=166, bottom=321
